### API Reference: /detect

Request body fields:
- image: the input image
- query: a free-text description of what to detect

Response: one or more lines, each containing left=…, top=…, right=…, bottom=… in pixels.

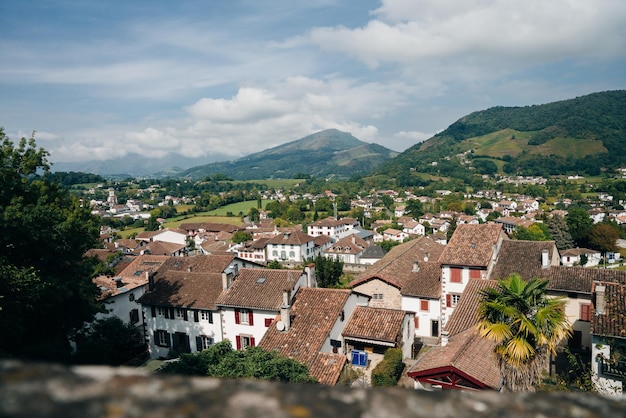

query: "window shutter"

left=265, top=318, right=272, bottom=327
left=250, top=336, right=255, bottom=347
left=414, top=316, right=419, bottom=329
left=164, top=308, right=170, bottom=319
left=194, top=311, right=199, bottom=322
left=184, top=334, right=190, bottom=352
left=446, top=294, right=451, bottom=307
left=451, top=268, right=462, bottom=283
left=236, top=335, right=241, bottom=350
left=208, top=311, right=213, bottom=324
left=164, top=332, right=171, bottom=348
left=581, top=304, right=591, bottom=322
left=248, top=311, right=254, bottom=326
left=235, top=309, right=241, bottom=324
left=153, top=331, right=158, bottom=346
left=170, top=308, right=175, bottom=319
left=183, top=310, right=188, bottom=321
left=151, top=306, right=156, bottom=317
left=196, top=336, right=202, bottom=352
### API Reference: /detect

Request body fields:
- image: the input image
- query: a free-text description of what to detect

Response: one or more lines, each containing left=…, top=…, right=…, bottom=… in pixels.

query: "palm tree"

left=476, top=274, right=572, bottom=392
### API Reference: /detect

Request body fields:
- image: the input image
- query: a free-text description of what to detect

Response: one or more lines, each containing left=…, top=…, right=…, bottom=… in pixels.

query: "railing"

left=600, top=358, right=626, bottom=380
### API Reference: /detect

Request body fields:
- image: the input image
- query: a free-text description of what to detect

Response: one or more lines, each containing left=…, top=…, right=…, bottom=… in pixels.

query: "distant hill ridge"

left=378, top=90, right=626, bottom=181
left=181, top=129, right=398, bottom=180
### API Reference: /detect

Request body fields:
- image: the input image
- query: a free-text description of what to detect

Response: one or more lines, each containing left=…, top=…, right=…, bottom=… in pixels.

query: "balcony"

left=600, top=358, right=626, bottom=380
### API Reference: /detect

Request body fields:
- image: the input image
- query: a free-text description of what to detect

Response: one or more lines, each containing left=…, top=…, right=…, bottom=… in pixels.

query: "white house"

left=402, top=220, right=426, bottom=236
left=266, top=230, right=317, bottom=263
left=136, top=228, right=188, bottom=246
left=307, top=217, right=359, bottom=239
left=382, top=228, right=408, bottom=242
left=324, top=234, right=368, bottom=264
left=561, top=248, right=602, bottom=267
left=215, top=266, right=315, bottom=350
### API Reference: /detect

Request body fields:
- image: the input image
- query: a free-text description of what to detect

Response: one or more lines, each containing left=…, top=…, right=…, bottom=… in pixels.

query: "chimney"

left=441, top=330, right=449, bottom=347
left=352, top=235, right=356, bottom=244
left=595, top=284, right=606, bottom=315
left=424, top=252, right=429, bottom=262
left=541, top=249, right=550, bottom=268
left=114, top=277, right=124, bottom=288
left=146, top=272, right=154, bottom=291
left=280, top=290, right=291, bottom=331
left=305, top=263, right=316, bottom=287
left=221, top=272, right=229, bottom=291
left=187, top=266, right=192, bottom=273
left=412, top=261, right=420, bottom=272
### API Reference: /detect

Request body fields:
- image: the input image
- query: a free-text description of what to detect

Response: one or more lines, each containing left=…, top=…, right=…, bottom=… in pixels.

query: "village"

left=87, top=177, right=626, bottom=395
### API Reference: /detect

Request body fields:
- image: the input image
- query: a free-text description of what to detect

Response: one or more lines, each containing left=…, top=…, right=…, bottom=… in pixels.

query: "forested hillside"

left=378, top=90, right=626, bottom=184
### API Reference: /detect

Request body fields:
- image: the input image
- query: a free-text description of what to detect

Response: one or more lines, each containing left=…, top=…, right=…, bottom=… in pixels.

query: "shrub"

left=371, top=348, right=404, bottom=387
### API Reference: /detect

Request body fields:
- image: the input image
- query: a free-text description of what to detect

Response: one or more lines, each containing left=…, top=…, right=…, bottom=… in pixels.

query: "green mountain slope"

left=181, top=129, right=398, bottom=180
left=378, top=90, right=626, bottom=183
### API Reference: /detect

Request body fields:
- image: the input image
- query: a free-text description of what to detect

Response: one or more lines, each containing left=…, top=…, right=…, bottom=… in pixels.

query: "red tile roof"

left=591, top=281, right=626, bottom=339
left=444, top=279, right=498, bottom=337
left=93, top=254, right=169, bottom=300
left=267, top=230, right=314, bottom=245
left=342, top=306, right=406, bottom=345
left=439, top=224, right=505, bottom=267
left=489, top=240, right=558, bottom=281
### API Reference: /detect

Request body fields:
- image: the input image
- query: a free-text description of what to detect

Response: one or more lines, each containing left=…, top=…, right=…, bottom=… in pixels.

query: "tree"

left=0, top=130, right=102, bottom=361
left=566, top=207, right=593, bottom=247
left=476, top=274, right=572, bottom=392
left=511, top=223, right=551, bottom=241
left=405, top=199, right=424, bottom=218
left=72, top=317, right=145, bottom=365
left=546, top=215, right=574, bottom=251
left=158, top=340, right=317, bottom=383
left=247, top=207, right=260, bottom=222
left=232, top=231, right=253, bottom=244
left=587, top=223, right=619, bottom=255
left=312, top=255, right=343, bottom=288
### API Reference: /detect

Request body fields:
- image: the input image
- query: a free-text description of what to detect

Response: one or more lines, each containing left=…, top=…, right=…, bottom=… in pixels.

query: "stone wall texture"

left=1, top=360, right=625, bottom=418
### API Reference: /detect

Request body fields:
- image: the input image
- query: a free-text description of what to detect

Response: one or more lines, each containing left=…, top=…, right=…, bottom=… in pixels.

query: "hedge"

left=371, top=348, right=404, bottom=387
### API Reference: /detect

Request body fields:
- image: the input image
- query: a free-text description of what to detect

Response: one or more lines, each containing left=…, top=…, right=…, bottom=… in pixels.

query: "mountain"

left=51, top=153, right=228, bottom=178
left=180, top=129, right=398, bottom=180
left=377, top=90, right=626, bottom=183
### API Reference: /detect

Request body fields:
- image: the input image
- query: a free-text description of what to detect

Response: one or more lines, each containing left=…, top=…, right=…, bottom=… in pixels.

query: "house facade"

left=266, top=230, right=317, bottom=263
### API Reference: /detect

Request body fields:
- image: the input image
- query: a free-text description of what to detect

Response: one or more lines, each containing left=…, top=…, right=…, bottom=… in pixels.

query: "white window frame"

left=200, top=311, right=212, bottom=322
left=239, top=309, right=250, bottom=325
left=200, top=335, right=213, bottom=350
left=176, top=308, right=186, bottom=319
left=157, top=307, right=166, bottom=317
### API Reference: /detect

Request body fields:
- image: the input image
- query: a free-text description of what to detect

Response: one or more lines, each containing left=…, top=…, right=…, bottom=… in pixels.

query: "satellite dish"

left=276, top=320, right=285, bottom=331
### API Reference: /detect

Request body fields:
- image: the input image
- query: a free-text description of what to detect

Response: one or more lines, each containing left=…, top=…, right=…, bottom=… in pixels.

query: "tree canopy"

left=476, top=274, right=572, bottom=392
left=0, top=129, right=102, bottom=361
left=158, top=340, right=317, bottom=383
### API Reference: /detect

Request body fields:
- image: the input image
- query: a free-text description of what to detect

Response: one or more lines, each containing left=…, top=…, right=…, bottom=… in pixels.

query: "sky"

left=1, top=0, right=625, bottom=166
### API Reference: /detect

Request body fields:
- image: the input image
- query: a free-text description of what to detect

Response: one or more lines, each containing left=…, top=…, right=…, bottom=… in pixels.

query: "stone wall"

left=1, top=361, right=625, bottom=417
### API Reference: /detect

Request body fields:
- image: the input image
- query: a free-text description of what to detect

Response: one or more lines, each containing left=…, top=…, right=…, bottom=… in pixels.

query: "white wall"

left=402, top=296, right=440, bottom=339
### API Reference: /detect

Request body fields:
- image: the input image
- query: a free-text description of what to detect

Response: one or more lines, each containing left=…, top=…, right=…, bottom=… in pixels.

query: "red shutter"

left=451, top=268, right=462, bottom=283
left=420, top=300, right=429, bottom=311
left=250, top=336, right=255, bottom=347
left=264, top=318, right=273, bottom=327
left=470, top=269, right=481, bottom=279
left=236, top=335, right=241, bottom=350
left=414, top=316, right=419, bottom=329
left=248, top=311, right=254, bottom=326
left=446, top=294, right=452, bottom=307
left=235, top=309, right=240, bottom=324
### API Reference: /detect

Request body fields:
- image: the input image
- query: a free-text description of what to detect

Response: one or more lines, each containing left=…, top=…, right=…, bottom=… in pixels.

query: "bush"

left=371, top=348, right=404, bottom=387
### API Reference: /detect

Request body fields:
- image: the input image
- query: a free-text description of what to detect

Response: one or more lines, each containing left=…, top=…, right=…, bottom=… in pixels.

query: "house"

left=588, top=208, right=606, bottom=224
left=438, top=224, right=506, bottom=327
left=342, top=306, right=414, bottom=361
left=266, top=230, right=317, bottom=263
left=258, top=287, right=369, bottom=385
left=402, top=220, right=426, bottom=236
left=561, top=248, right=602, bottom=267
left=215, top=266, right=315, bottom=350
left=138, top=254, right=257, bottom=359
left=307, top=217, right=359, bottom=239
left=93, top=254, right=169, bottom=327
left=359, top=245, right=386, bottom=265
left=590, top=281, right=626, bottom=396
left=394, top=205, right=406, bottom=218
left=493, top=216, right=534, bottom=234
left=136, top=228, right=188, bottom=246
left=324, top=234, right=368, bottom=264
left=382, top=228, right=408, bottom=242
left=407, top=278, right=501, bottom=391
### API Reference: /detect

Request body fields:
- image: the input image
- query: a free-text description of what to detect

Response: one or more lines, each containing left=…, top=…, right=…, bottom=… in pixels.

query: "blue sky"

left=1, top=0, right=625, bottom=164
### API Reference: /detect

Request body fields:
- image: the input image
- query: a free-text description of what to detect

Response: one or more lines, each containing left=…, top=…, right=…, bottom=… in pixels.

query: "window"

left=580, top=304, right=591, bottom=322
left=155, top=330, right=170, bottom=347
left=372, top=293, right=383, bottom=300
left=236, top=335, right=255, bottom=350
left=129, top=309, right=139, bottom=324
left=196, top=335, right=214, bottom=351
left=469, top=269, right=481, bottom=279
left=200, top=311, right=213, bottom=323
left=157, top=307, right=166, bottom=317
left=264, top=317, right=273, bottom=327
left=446, top=293, right=461, bottom=307
left=420, top=300, right=429, bottom=311
left=272, top=250, right=278, bottom=257
left=235, top=309, right=254, bottom=326
left=128, top=293, right=135, bottom=302
left=450, top=268, right=462, bottom=283
left=289, top=251, right=295, bottom=258
left=175, top=308, right=188, bottom=321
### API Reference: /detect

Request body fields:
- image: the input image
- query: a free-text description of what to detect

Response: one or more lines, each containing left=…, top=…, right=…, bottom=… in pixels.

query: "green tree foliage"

left=0, top=130, right=102, bottom=361
left=312, top=254, right=343, bottom=288
left=546, top=215, right=574, bottom=251
left=266, top=261, right=283, bottom=269
left=587, top=223, right=619, bottom=254
left=232, top=231, right=253, bottom=244
left=566, top=207, right=593, bottom=247
left=158, top=340, right=317, bottom=383
left=405, top=199, right=424, bottom=218
left=371, top=348, right=404, bottom=387
left=511, top=223, right=551, bottom=241
left=476, top=274, right=572, bottom=392
left=247, top=206, right=260, bottom=222
left=72, top=317, right=145, bottom=365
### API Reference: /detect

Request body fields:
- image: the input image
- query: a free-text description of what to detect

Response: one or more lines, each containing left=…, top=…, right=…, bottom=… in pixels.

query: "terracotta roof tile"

left=258, top=288, right=352, bottom=384
left=445, top=279, right=498, bottom=337
left=489, top=240, right=558, bottom=281
left=138, top=271, right=224, bottom=310
left=216, top=268, right=302, bottom=310
left=439, top=224, right=505, bottom=267
left=591, top=281, right=626, bottom=339
left=267, top=230, right=314, bottom=245
left=546, top=266, right=626, bottom=294
left=342, top=306, right=406, bottom=344
left=93, top=254, right=169, bottom=300
left=308, top=352, right=347, bottom=386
